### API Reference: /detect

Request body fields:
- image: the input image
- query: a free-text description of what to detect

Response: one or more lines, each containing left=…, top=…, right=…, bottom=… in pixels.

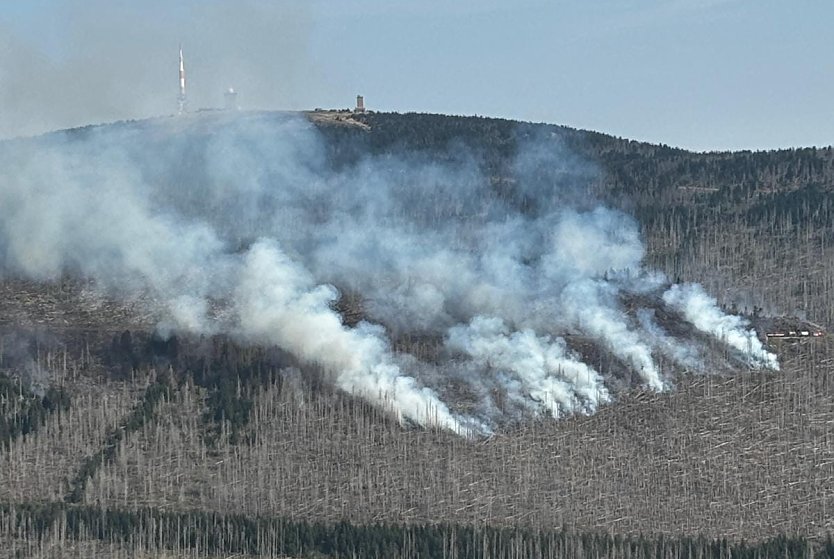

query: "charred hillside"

left=1, top=110, right=834, bottom=556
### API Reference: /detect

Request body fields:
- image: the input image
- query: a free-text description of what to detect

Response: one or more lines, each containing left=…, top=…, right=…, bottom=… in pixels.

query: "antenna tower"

left=178, top=44, right=187, bottom=114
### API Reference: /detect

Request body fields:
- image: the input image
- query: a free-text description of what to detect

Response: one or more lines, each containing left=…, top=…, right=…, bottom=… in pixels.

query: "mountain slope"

left=0, top=110, right=833, bottom=555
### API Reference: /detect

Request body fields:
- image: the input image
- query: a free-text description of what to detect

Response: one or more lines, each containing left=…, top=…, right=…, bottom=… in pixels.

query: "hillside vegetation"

left=2, top=111, right=834, bottom=557
left=346, top=112, right=834, bottom=323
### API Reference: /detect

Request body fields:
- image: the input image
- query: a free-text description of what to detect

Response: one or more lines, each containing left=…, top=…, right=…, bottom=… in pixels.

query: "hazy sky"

left=0, top=0, right=831, bottom=151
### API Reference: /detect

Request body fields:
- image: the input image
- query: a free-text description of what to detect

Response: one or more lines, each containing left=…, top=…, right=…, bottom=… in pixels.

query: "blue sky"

left=0, top=1, right=831, bottom=151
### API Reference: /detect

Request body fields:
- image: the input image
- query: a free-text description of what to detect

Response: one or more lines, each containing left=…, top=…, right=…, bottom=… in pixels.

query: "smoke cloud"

left=663, top=283, right=780, bottom=370
left=446, top=316, right=609, bottom=417
left=0, top=112, right=778, bottom=432
left=235, top=239, right=470, bottom=433
left=0, top=1, right=315, bottom=140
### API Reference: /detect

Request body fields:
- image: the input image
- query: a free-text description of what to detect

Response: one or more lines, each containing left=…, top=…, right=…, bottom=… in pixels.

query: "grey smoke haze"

left=446, top=316, right=609, bottom=418
left=0, top=331, right=55, bottom=397
left=636, top=308, right=704, bottom=372
left=0, top=1, right=315, bottom=140
left=663, top=283, right=779, bottom=370
left=0, top=111, right=778, bottom=432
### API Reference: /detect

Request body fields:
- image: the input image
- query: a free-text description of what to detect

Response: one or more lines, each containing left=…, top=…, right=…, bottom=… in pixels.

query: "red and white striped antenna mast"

left=177, top=44, right=187, bottom=114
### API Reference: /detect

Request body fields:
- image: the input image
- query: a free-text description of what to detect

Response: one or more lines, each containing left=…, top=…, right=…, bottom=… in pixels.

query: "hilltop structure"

left=224, top=88, right=239, bottom=111
left=177, top=45, right=187, bottom=114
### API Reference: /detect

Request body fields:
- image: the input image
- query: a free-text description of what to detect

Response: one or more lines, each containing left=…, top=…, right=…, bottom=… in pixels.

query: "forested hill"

left=4, top=110, right=834, bottom=556
left=30, top=108, right=834, bottom=321
left=55, top=109, right=834, bottom=219
left=317, top=110, right=834, bottom=325
left=349, top=111, right=834, bottom=203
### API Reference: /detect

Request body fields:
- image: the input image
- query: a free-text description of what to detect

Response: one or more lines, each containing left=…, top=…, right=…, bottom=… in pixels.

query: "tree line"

left=0, top=500, right=828, bottom=559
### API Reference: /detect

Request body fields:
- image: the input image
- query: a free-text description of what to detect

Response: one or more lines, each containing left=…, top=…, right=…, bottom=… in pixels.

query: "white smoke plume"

left=446, top=316, right=609, bottom=417
left=235, top=240, right=471, bottom=433
left=662, top=283, right=779, bottom=370
left=559, top=279, right=664, bottom=390
left=636, top=308, right=703, bottom=372
left=0, top=113, right=779, bottom=432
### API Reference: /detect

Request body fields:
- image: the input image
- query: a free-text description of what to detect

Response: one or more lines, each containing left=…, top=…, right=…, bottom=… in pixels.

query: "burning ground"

left=0, top=111, right=777, bottom=433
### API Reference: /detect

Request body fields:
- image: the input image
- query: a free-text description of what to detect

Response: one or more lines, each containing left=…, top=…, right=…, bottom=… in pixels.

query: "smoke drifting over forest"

left=0, top=1, right=313, bottom=140
left=0, top=113, right=777, bottom=433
